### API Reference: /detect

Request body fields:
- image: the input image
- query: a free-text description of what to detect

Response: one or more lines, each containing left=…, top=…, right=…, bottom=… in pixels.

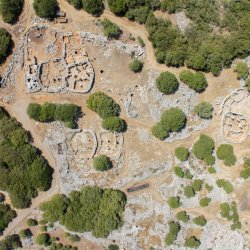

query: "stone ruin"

left=25, top=27, right=94, bottom=93
left=220, top=88, right=250, bottom=143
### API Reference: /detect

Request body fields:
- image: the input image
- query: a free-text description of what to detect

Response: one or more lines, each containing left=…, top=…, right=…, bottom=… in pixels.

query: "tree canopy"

left=129, top=59, right=143, bottom=73
left=102, top=116, right=127, bottom=133
left=93, top=155, right=112, bottom=171
left=0, top=204, right=16, bottom=234
left=82, top=0, right=103, bottom=16
left=194, top=102, right=213, bottom=119
left=235, top=62, right=249, bottom=80
left=67, top=0, right=82, bottom=9
left=156, top=71, right=179, bottom=95
left=0, top=0, right=24, bottom=23
left=0, top=28, right=12, bottom=63
left=175, top=146, right=189, bottom=162
left=33, top=0, right=58, bottom=19
left=100, top=18, right=121, bottom=39
left=216, top=144, right=236, bottom=167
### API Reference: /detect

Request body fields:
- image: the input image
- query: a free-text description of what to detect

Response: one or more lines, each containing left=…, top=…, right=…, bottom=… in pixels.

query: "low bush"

left=192, top=179, right=203, bottom=192
left=193, top=215, right=207, bottom=226
left=165, top=220, right=180, bottom=246
left=167, top=196, right=180, bottom=209
left=184, top=186, right=195, bottom=198
left=129, top=59, right=143, bottom=73
left=36, top=233, right=51, bottom=246
left=27, top=218, right=38, bottom=227
left=216, top=144, right=236, bottom=166
left=173, top=166, right=184, bottom=178
left=208, top=166, right=216, bottom=174
left=199, top=197, right=211, bottom=207
left=184, top=169, right=193, bottom=179
left=205, top=184, right=213, bottom=192
left=240, top=158, right=250, bottom=179
left=67, top=0, right=82, bottom=9
left=184, top=236, right=201, bottom=249
left=156, top=71, right=179, bottom=95
left=100, top=18, right=121, bottom=39
left=102, top=116, right=127, bottom=133
left=19, top=228, right=32, bottom=239
left=235, top=62, right=249, bottom=79
left=82, top=0, right=104, bottom=16
left=108, top=244, right=119, bottom=250
left=194, top=102, right=213, bottom=119
left=176, top=211, right=189, bottom=223
left=175, top=146, right=189, bottom=162
left=245, top=79, right=250, bottom=92
left=93, top=155, right=112, bottom=171
left=216, top=179, right=234, bottom=194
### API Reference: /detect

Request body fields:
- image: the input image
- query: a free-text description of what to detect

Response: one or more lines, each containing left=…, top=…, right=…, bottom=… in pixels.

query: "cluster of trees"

left=27, top=103, right=81, bottom=128
left=50, top=243, right=78, bottom=250
left=0, top=28, right=12, bottom=63
left=129, top=59, right=144, bottom=73
left=173, top=166, right=193, bottom=179
left=183, top=179, right=203, bottom=198
left=100, top=18, right=121, bottom=39
left=93, top=155, right=112, bottom=171
left=216, top=144, right=236, bottom=167
left=165, top=220, right=180, bottom=246
left=108, top=0, right=250, bottom=76
left=235, top=62, right=249, bottom=80
left=156, top=71, right=179, bottom=95
left=0, top=107, right=53, bottom=208
left=194, top=102, right=213, bottom=119
left=40, top=186, right=127, bottom=238
left=0, top=203, right=16, bottom=234
left=216, top=179, right=233, bottom=194
left=240, top=158, right=250, bottom=179
left=0, top=234, right=22, bottom=250
left=193, top=134, right=215, bottom=165
left=33, top=0, right=58, bottom=19
left=179, top=70, right=207, bottom=92
left=220, top=202, right=241, bottom=230
left=0, top=0, right=24, bottom=23
left=174, top=146, right=189, bottom=162
left=87, top=92, right=127, bottom=133
left=67, top=0, right=103, bottom=15
left=152, top=107, right=186, bottom=140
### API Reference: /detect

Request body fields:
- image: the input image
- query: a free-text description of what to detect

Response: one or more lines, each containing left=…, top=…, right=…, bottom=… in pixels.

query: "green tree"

left=102, top=116, right=127, bottom=133
left=184, top=186, right=195, bottom=198
left=36, top=233, right=51, bottom=246
left=193, top=215, right=207, bottom=226
left=151, top=123, right=168, bottom=140
left=195, top=102, right=213, bottom=119
left=192, top=179, right=203, bottom=192
left=165, top=220, right=180, bottom=246
left=82, top=0, right=103, bottom=16
left=129, top=59, right=143, bottom=73
left=108, top=244, right=119, bottom=250
left=93, top=155, right=112, bottom=171
left=0, top=0, right=24, bottom=23
left=175, top=146, right=189, bottom=162
left=161, top=0, right=181, bottom=13
left=156, top=71, right=179, bottom=95
left=173, top=166, right=184, bottom=178
left=176, top=211, right=189, bottom=223
left=68, top=0, right=82, bottom=9
left=100, top=18, right=121, bottom=39
left=184, top=236, right=201, bottom=249
left=199, top=197, right=211, bottom=207
left=0, top=28, right=12, bottom=63
left=27, top=218, right=38, bottom=227
left=0, top=204, right=16, bottom=233
left=108, top=0, right=127, bottom=15
left=235, top=62, right=249, bottom=79
left=216, top=144, right=236, bottom=166
left=167, top=196, right=180, bottom=209
left=19, top=228, right=32, bottom=239
left=27, top=103, right=42, bottom=121
left=245, top=79, right=250, bottom=92
left=33, top=0, right=58, bottom=19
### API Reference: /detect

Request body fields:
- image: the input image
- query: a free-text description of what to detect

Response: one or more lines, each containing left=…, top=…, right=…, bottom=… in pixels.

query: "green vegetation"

left=176, top=211, right=189, bottom=223
left=67, top=0, right=82, bottom=9
left=240, top=158, right=250, bottom=179
left=40, top=186, right=127, bottom=238
left=192, top=179, right=203, bottom=192
left=27, top=218, right=38, bottom=227
left=161, top=0, right=180, bottom=13
left=216, top=144, right=236, bottom=167
left=82, top=0, right=103, bottom=16
left=0, top=193, right=5, bottom=202
left=165, top=221, right=180, bottom=246
left=108, top=244, right=119, bottom=250
left=0, top=107, right=53, bottom=208
left=129, top=59, right=143, bottom=73
left=156, top=72, right=179, bottom=95
left=167, top=196, right=180, bottom=209
left=245, top=79, right=250, bottom=92
left=36, top=233, right=51, bottom=246
left=193, top=134, right=215, bottom=165
left=205, top=183, right=213, bottom=192
left=107, top=0, right=127, bottom=15
left=27, top=102, right=81, bottom=128
left=194, top=102, right=213, bottom=119
left=0, top=0, right=24, bottom=23
left=0, top=234, right=22, bottom=249
left=49, top=243, right=78, bottom=250
left=199, top=197, right=211, bottom=207
left=173, top=166, right=184, bottom=178
left=184, top=169, right=193, bottom=179
left=0, top=28, right=12, bottom=63
left=33, top=0, right=58, bottom=19
left=137, top=36, right=145, bottom=47
left=87, top=92, right=120, bottom=119
left=235, top=62, right=249, bottom=80
left=184, top=236, right=201, bottom=249
left=93, top=155, right=112, bottom=171
left=0, top=204, right=16, bottom=234
left=69, top=234, right=80, bottom=242
left=193, top=215, right=207, bottom=226
left=100, top=18, right=121, bottom=39
left=152, top=107, right=186, bottom=140
left=179, top=70, right=207, bottom=92
left=19, top=228, right=32, bottom=239
left=216, top=179, right=234, bottom=194
left=208, top=166, right=216, bottom=174
left=175, top=146, right=189, bottom=162
left=184, top=186, right=195, bottom=198
left=220, top=202, right=241, bottom=230
left=102, top=116, right=127, bottom=133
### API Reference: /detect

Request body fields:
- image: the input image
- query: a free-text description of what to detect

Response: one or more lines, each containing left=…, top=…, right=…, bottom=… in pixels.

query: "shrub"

left=165, top=221, right=180, bottom=246
left=93, top=155, right=112, bottom=171
left=108, top=0, right=127, bottom=15
left=185, top=169, right=193, bottom=179
left=208, top=166, right=216, bottom=174
left=129, top=59, right=143, bottom=73
left=33, top=0, right=58, bottom=19
left=184, top=186, right=195, bottom=198
left=0, top=193, right=5, bottom=202
left=167, top=197, right=180, bottom=209
left=82, top=0, right=104, bottom=16
left=19, top=228, right=32, bottom=239
left=240, top=158, right=250, bottom=179
left=192, top=179, right=203, bottom=192
left=235, top=62, right=249, bottom=79
left=156, top=71, right=179, bottom=95
left=175, top=146, right=189, bottom=162
left=193, top=134, right=215, bottom=165
left=193, top=215, right=207, bottom=226
left=0, top=28, right=12, bottom=63
left=173, top=166, right=184, bottom=178
left=41, top=186, right=127, bottom=238
left=69, top=234, right=80, bottom=242
left=100, top=18, right=121, bottom=39
left=179, top=70, right=207, bottom=92
left=108, top=244, right=119, bottom=250
left=151, top=123, right=168, bottom=140
left=176, top=211, right=189, bottom=223
left=36, top=233, right=51, bottom=246
left=161, top=0, right=181, bottom=13
left=27, top=218, right=38, bottom=227
left=0, top=0, right=24, bottom=23
left=0, top=234, right=22, bottom=249
left=205, top=184, right=213, bottom=192
left=87, top=92, right=120, bottom=119
left=245, top=79, right=250, bottom=92
left=0, top=204, right=16, bottom=234
left=194, top=102, right=213, bottom=119
left=67, top=0, right=82, bottom=9
left=184, top=236, right=201, bottom=249
left=199, top=197, right=211, bottom=207
left=216, top=144, right=236, bottom=166
left=137, top=36, right=145, bottom=47
left=102, top=116, right=127, bottom=133
left=216, top=179, right=234, bottom=194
